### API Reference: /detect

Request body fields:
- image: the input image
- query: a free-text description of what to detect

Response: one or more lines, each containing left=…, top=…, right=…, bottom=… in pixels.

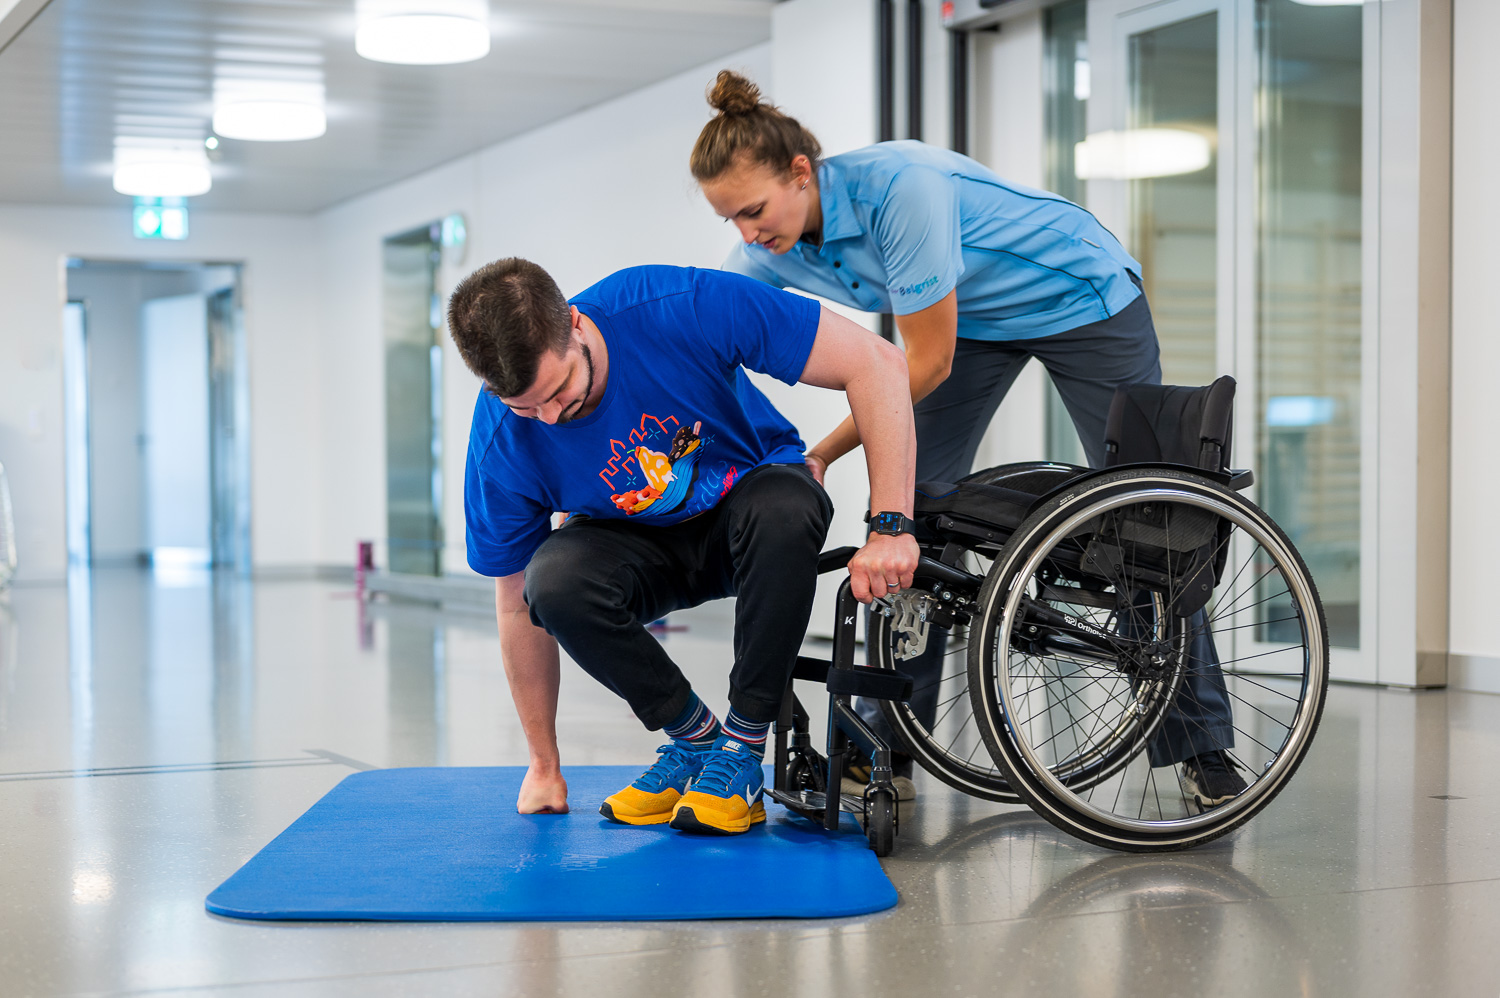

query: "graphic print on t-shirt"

left=602, top=414, right=736, bottom=519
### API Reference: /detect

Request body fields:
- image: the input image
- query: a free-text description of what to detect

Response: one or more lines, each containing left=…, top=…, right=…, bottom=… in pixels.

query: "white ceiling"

left=0, top=0, right=773, bottom=212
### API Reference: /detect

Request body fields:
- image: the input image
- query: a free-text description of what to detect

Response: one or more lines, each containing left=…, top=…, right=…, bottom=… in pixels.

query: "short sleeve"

left=874, top=165, right=963, bottom=315
left=464, top=437, right=552, bottom=578
left=722, top=242, right=787, bottom=288
left=690, top=268, right=821, bottom=386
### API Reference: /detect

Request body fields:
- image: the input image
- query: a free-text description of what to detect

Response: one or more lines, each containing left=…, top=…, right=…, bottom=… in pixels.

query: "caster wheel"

left=787, top=749, right=827, bottom=793
left=865, top=787, right=896, bottom=856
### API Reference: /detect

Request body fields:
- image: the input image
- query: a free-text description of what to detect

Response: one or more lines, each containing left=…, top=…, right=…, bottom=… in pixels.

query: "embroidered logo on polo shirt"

left=892, top=275, right=940, bottom=297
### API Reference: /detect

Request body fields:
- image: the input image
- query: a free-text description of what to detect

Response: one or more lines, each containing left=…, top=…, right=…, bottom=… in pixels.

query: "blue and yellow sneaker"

left=669, top=735, right=766, bottom=835
left=600, top=740, right=706, bottom=825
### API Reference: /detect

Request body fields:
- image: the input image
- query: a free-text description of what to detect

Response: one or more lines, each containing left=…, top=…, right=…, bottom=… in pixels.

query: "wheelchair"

left=768, top=378, right=1329, bottom=855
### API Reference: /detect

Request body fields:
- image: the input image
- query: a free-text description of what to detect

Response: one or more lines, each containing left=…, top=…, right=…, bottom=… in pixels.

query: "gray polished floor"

left=1, top=569, right=1498, bottom=997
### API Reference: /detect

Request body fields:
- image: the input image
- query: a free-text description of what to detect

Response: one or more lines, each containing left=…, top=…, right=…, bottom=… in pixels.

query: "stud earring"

left=800, top=183, right=807, bottom=190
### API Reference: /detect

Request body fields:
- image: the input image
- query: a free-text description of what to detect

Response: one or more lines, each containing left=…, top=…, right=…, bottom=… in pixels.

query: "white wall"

left=313, top=44, right=775, bottom=574
left=969, top=13, right=1048, bottom=469
left=1447, top=0, right=1500, bottom=691
left=0, top=206, right=322, bottom=581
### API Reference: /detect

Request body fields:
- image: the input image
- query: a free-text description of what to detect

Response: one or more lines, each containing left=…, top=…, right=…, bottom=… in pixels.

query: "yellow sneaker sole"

left=598, top=801, right=675, bottom=825
left=668, top=800, right=766, bottom=836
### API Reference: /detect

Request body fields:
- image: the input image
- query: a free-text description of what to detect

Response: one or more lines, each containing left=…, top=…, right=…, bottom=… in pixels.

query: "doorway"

left=382, top=223, right=445, bottom=577
left=63, top=260, right=251, bottom=573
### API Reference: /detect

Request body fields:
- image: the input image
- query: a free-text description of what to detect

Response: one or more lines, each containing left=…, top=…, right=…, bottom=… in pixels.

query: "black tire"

left=969, top=468, right=1329, bottom=852
left=865, top=787, right=896, bottom=856
left=869, top=461, right=1090, bottom=803
left=786, top=748, right=826, bottom=794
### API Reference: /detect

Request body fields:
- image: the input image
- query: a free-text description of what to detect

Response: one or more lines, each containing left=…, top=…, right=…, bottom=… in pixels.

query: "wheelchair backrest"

left=1103, top=376, right=1235, bottom=473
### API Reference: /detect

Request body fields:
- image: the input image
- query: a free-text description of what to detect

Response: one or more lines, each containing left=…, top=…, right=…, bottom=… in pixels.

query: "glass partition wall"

left=1254, top=0, right=1363, bottom=649
left=383, top=225, right=445, bottom=577
left=1064, top=0, right=1367, bottom=674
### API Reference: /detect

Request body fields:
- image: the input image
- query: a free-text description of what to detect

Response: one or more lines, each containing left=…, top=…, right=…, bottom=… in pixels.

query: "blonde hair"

left=689, top=70, right=823, bottom=182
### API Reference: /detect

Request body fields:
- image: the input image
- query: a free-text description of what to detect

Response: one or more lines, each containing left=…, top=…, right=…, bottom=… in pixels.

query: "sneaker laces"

left=693, top=746, right=756, bottom=795
left=633, top=742, right=700, bottom=793
left=1191, top=751, right=1240, bottom=778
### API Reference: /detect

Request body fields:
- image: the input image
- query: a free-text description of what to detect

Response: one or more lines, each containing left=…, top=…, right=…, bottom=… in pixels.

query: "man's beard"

left=556, top=341, right=595, bottom=425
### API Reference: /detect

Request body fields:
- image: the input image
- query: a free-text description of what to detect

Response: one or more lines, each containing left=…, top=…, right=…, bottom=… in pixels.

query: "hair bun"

left=708, top=70, right=763, bottom=116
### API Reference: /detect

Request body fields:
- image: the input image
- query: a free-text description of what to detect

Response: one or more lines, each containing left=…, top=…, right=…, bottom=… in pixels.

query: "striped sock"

left=663, top=691, right=720, bottom=750
left=720, top=706, right=771, bottom=760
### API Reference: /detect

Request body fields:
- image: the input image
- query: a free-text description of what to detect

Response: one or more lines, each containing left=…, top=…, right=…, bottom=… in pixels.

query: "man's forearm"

left=495, top=577, right=563, bottom=770
left=845, top=345, right=917, bottom=516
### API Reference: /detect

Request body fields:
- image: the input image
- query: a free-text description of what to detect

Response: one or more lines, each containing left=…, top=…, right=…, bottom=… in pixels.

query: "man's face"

left=499, top=326, right=596, bottom=425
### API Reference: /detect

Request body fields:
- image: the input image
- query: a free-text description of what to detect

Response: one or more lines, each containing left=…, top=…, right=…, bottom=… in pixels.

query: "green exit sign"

left=133, top=197, right=188, bottom=240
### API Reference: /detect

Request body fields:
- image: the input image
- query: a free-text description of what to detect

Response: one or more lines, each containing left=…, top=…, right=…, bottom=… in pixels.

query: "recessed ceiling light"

left=356, top=1, right=490, bottom=65
left=113, top=141, right=212, bottom=197
left=213, top=100, right=327, bottom=141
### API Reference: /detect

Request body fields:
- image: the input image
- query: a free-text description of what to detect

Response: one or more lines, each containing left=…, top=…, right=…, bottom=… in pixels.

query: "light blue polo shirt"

left=724, top=140, right=1143, bottom=342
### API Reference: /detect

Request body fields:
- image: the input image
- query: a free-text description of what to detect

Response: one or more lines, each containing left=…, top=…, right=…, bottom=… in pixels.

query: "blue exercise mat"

left=206, top=766, right=897, bottom=921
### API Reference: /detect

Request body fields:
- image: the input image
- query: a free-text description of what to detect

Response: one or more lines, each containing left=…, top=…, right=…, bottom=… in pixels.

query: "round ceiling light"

left=112, top=145, right=212, bottom=197
left=355, top=12, right=490, bottom=64
left=213, top=100, right=328, bottom=141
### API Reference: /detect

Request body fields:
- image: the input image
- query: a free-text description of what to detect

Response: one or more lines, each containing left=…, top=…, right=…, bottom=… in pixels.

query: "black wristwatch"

left=865, top=510, right=917, bottom=537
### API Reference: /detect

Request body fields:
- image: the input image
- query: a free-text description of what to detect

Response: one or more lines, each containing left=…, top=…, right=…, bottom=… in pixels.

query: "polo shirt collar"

left=811, top=160, right=862, bottom=245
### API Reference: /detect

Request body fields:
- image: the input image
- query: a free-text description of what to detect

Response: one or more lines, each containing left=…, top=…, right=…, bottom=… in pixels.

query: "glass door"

left=1089, top=0, right=1370, bottom=681
left=383, top=224, right=445, bottom=577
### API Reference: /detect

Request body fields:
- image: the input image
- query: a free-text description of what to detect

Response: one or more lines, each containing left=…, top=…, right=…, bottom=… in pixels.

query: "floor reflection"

left=0, top=571, right=1493, bottom=996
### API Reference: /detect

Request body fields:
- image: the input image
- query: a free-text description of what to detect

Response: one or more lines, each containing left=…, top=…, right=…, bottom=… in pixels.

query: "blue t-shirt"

left=725, top=141, right=1143, bottom=342
left=464, top=265, right=821, bottom=577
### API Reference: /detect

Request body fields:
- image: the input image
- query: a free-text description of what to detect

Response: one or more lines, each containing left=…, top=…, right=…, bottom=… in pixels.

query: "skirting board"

left=1448, top=654, right=1500, bottom=695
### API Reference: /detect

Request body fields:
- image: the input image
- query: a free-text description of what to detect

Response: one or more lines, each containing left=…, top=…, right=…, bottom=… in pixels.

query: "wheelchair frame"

left=767, top=459, right=1326, bottom=858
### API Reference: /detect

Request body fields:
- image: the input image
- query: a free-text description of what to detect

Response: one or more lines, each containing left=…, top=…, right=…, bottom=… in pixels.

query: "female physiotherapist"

left=690, top=71, right=1241, bottom=806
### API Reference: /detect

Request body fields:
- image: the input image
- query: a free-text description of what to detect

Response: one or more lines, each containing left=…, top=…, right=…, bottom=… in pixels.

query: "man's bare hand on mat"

left=518, top=766, right=569, bottom=814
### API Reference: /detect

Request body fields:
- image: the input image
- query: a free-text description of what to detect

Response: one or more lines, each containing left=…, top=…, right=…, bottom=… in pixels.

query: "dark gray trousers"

left=858, top=286, right=1235, bottom=766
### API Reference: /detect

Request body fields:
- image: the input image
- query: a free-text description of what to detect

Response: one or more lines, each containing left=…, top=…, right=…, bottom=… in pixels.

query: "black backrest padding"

left=1103, top=376, right=1236, bottom=473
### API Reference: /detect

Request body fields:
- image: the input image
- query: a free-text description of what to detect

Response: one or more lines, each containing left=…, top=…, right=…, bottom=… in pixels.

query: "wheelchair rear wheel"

left=868, top=461, right=1093, bottom=803
left=969, top=468, right=1329, bottom=851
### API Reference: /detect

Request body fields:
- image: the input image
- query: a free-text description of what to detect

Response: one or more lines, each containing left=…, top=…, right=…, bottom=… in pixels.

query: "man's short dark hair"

left=447, top=258, right=572, bottom=398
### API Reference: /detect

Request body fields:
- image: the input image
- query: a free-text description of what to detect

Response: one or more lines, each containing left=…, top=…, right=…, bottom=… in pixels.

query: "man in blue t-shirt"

left=448, top=258, right=918, bottom=835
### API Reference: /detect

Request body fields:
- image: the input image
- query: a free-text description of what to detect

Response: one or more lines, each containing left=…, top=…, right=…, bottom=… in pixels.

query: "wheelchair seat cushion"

left=914, top=481, right=1034, bottom=534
